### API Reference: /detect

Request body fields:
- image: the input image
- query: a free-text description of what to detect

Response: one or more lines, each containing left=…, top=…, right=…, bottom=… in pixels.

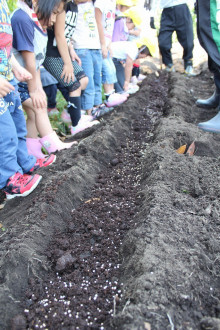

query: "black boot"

left=196, top=90, right=220, bottom=109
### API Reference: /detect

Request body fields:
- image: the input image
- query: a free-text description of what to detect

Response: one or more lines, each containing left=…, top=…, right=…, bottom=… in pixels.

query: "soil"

left=1, top=43, right=220, bottom=330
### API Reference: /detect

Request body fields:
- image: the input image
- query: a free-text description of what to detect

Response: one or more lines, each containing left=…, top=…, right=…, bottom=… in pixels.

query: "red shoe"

left=29, top=154, right=56, bottom=173
left=4, top=173, right=42, bottom=200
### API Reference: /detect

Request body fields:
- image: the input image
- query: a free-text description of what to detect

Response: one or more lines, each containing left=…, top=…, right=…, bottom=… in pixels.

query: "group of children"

left=0, top=0, right=153, bottom=200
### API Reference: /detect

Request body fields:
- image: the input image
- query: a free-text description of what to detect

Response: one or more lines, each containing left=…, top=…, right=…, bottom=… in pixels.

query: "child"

left=111, top=37, right=155, bottom=93
left=112, top=0, right=133, bottom=42
left=43, top=0, right=99, bottom=136
left=0, top=0, right=56, bottom=199
left=11, top=0, right=75, bottom=158
left=40, top=66, right=59, bottom=117
left=94, top=0, right=127, bottom=107
left=123, top=6, right=146, bottom=84
left=72, top=0, right=112, bottom=119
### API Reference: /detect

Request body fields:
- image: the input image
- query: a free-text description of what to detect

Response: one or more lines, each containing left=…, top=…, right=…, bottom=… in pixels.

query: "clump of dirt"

left=1, top=62, right=220, bottom=330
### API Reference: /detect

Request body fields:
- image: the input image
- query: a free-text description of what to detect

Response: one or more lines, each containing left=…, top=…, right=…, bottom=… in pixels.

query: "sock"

left=68, top=96, right=81, bottom=127
left=104, top=89, right=115, bottom=101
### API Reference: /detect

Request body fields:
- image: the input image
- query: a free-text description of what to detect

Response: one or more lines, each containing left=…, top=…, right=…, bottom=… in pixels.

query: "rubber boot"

left=39, top=131, right=75, bottom=154
left=196, top=90, right=220, bottom=109
left=26, top=138, right=46, bottom=159
left=198, top=111, right=220, bottom=133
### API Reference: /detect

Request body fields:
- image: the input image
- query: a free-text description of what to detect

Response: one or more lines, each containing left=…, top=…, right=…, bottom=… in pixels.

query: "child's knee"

left=80, top=76, right=89, bottom=90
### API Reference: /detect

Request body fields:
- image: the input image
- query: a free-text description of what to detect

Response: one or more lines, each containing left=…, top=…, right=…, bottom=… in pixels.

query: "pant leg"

left=175, top=4, right=194, bottom=68
left=43, top=84, right=57, bottom=108
left=92, top=49, right=102, bottom=106
left=158, top=7, right=175, bottom=65
left=9, top=82, right=36, bottom=173
left=75, top=49, right=95, bottom=110
left=113, top=58, right=125, bottom=92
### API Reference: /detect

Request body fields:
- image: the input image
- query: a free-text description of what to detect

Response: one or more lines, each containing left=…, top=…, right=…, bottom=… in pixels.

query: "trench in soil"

left=16, top=73, right=167, bottom=329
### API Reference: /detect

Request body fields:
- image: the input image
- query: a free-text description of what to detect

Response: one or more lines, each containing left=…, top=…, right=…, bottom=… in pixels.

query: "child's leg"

left=43, top=84, right=57, bottom=109
left=92, top=49, right=103, bottom=107
left=75, top=49, right=96, bottom=115
left=0, top=85, right=35, bottom=188
left=22, top=99, right=53, bottom=138
left=113, top=58, right=125, bottom=92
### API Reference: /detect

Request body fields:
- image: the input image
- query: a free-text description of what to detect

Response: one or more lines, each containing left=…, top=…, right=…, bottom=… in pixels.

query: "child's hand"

left=0, top=76, right=15, bottom=98
left=11, top=54, right=32, bottom=82
left=60, top=63, right=75, bottom=84
left=69, top=46, right=82, bottom=66
left=12, top=66, right=32, bottom=82
left=30, top=88, right=47, bottom=109
left=101, top=45, right=108, bottom=59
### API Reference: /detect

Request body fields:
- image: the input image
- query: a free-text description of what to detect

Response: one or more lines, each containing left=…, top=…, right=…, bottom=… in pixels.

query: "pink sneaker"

left=71, top=119, right=99, bottom=136
left=61, top=109, right=71, bottom=123
left=105, top=93, right=127, bottom=108
left=4, top=172, right=42, bottom=200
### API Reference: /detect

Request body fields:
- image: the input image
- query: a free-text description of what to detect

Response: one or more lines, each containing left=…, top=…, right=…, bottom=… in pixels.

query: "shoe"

left=80, top=114, right=94, bottom=122
left=4, top=172, right=42, bottom=200
left=105, top=93, right=127, bottom=107
left=117, top=90, right=129, bottom=98
left=28, top=154, right=56, bottom=173
left=40, top=131, right=76, bottom=154
left=184, top=65, right=197, bottom=77
left=198, top=111, right=220, bottom=133
left=130, top=76, right=138, bottom=85
left=26, top=137, right=46, bottom=159
left=70, top=119, right=99, bottom=136
left=91, top=104, right=114, bottom=119
left=126, top=84, right=139, bottom=95
left=48, top=107, right=59, bottom=117
left=138, top=74, right=146, bottom=81
left=61, top=109, right=71, bottom=123
left=165, top=64, right=175, bottom=72
left=196, top=90, right=220, bottom=109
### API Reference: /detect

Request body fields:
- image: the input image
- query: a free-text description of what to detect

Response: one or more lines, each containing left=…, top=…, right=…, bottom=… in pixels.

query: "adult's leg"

left=175, top=4, right=194, bottom=68
left=158, top=7, right=175, bottom=66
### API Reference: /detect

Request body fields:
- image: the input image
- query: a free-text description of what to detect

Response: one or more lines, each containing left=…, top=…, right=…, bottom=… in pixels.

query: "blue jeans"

left=75, top=49, right=102, bottom=110
left=0, top=79, right=36, bottom=189
left=102, top=53, right=117, bottom=85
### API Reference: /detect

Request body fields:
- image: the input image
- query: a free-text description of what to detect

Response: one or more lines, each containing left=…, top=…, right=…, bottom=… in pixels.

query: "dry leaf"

left=176, top=144, right=187, bottom=154
left=144, top=322, right=151, bottom=330
left=0, top=223, right=3, bottom=227
left=187, top=141, right=195, bottom=156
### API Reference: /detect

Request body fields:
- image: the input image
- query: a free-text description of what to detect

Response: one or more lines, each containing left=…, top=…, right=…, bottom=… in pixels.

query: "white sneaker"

left=126, top=84, right=140, bottom=94
left=130, top=76, right=138, bottom=85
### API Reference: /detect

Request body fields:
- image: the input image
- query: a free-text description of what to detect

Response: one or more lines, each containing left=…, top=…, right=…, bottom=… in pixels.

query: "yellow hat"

left=123, top=6, right=143, bottom=27
left=131, top=0, right=139, bottom=5
left=116, top=0, right=133, bottom=6
left=135, top=36, right=157, bottom=57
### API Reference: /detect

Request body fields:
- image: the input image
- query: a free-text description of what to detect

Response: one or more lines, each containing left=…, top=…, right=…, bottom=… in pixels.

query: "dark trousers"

left=113, top=58, right=125, bottom=93
left=43, top=84, right=57, bottom=109
left=158, top=3, right=194, bottom=68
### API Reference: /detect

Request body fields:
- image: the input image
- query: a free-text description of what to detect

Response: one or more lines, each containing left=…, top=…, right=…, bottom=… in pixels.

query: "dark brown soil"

left=1, top=61, right=220, bottom=330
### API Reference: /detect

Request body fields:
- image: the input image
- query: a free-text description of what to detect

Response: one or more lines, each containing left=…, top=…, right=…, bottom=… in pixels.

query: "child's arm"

left=10, top=54, right=32, bottom=82
left=123, top=55, right=133, bottom=91
left=0, top=76, right=15, bottom=98
left=54, top=10, right=75, bottom=83
left=95, top=7, right=108, bottom=58
left=21, top=51, right=47, bottom=109
left=129, top=28, right=141, bottom=37
left=69, top=42, right=82, bottom=66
